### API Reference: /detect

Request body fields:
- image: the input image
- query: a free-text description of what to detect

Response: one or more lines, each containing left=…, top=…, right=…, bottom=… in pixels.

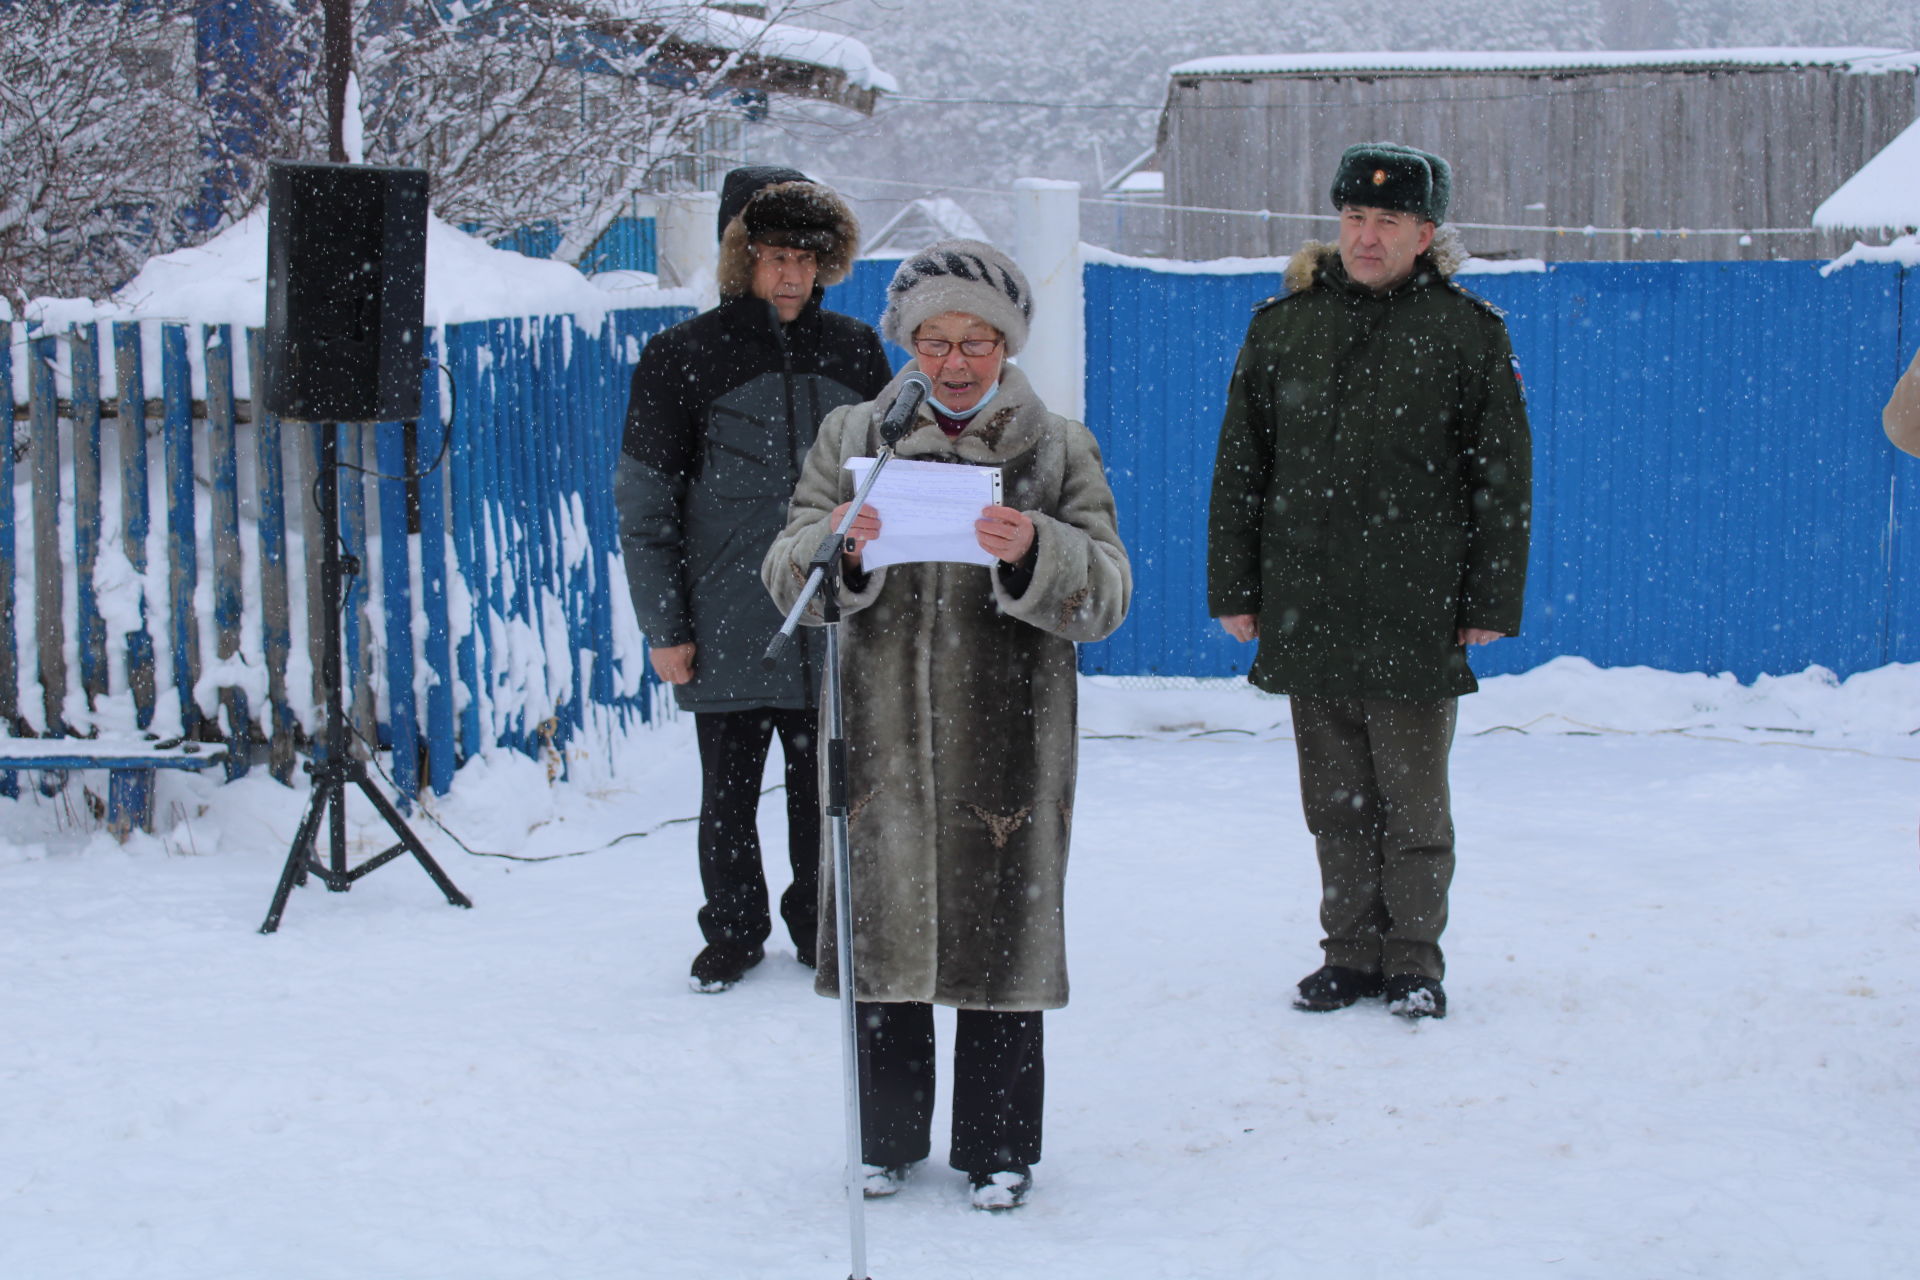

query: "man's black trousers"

left=693, top=707, right=819, bottom=955
left=856, top=1000, right=1044, bottom=1174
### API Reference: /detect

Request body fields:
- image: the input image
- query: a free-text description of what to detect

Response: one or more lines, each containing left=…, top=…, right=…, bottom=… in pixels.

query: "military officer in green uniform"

left=1208, top=142, right=1532, bottom=1020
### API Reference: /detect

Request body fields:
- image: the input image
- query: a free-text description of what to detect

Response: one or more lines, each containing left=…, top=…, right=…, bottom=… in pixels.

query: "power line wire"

left=1076, top=194, right=1818, bottom=240
left=815, top=172, right=1016, bottom=201
left=880, top=78, right=1670, bottom=113
left=822, top=173, right=1820, bottom=242
left=880, top=94, right=1159, bottom=111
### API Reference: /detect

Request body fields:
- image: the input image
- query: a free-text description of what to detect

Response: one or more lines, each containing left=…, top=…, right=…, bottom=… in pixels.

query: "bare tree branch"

left=0, top=2, right=205, bottom=301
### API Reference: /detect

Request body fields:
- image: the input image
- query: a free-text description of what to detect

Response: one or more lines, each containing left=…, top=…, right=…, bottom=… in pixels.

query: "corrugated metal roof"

left=1169, top=48, right=1920, bottom=78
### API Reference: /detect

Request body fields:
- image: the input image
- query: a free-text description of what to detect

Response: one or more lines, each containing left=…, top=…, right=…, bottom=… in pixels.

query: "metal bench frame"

left=0, top=741, right=228, bottom=839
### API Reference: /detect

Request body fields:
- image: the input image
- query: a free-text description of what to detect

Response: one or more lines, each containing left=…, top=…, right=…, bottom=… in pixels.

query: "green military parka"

left=1207, top=237, right=1532, bottom=699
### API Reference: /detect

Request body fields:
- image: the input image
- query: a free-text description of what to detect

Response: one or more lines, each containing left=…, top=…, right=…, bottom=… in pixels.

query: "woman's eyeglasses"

left=912, top=337, right=1002, bottom=358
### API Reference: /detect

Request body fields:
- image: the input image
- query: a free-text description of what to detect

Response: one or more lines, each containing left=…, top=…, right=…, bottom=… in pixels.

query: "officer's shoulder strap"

left=1443, top=277, right=1508, bottom=321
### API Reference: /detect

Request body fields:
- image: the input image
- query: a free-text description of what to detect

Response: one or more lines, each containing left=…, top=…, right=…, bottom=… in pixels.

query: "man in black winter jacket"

left=617, top=167, right=892, bottom=992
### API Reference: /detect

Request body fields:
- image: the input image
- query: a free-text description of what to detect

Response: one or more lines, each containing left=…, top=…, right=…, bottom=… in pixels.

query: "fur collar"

left=1281, top=224, right=1469, bottom=295
left=871, top=362, right=1051, bottom=465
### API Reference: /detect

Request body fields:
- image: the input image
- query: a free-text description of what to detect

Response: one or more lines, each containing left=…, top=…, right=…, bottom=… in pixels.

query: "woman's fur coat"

left=762, top=363, right=1131, bottom=1010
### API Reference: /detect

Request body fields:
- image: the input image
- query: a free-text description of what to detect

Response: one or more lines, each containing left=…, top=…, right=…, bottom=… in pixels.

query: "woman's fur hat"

left=880, top=239, right=1033, bottom=355
left=715, top=166, right=860, bottom=300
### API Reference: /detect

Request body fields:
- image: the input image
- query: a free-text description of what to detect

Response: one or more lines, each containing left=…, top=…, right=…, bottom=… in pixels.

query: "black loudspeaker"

left=264, top=161, right=428, bottom=423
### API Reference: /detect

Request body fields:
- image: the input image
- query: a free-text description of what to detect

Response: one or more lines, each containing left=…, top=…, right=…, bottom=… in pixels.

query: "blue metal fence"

left=824, top=257, right=911, bottom=367
left=483, top=217, right=660, bottom=274
left=757, top=257, right=1920, bottom=683
left=1069, top=257, right=1918, bottom=683
left=1501, top=260, right=1910, bottom=680
left=1894, top=268, right=1920, bottom=659
left=490, top=218, right=660, bottom=274
left=579, top=217, right=660, bottom=275
left=1076, top=264, right=1281, bottom=679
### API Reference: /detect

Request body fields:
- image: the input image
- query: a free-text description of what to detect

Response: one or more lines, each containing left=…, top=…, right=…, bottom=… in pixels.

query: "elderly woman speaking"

left=762, top=239, right=1130, bottom=1210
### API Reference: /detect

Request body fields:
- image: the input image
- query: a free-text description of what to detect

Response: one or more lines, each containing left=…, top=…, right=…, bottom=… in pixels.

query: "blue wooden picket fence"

left=833, top=254, right=1920, bottom=685
left=3, top=306, right=689, bottom=802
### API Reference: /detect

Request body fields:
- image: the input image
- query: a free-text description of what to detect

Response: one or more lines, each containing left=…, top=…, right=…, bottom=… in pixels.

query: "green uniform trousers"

left=1291, top=695, right=1458, bottom=981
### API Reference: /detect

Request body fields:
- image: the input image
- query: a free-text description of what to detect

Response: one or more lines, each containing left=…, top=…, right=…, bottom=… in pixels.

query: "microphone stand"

left=764, top=436, right=903, bottom=1280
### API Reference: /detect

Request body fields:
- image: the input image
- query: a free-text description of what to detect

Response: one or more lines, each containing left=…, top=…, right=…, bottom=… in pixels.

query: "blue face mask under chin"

left=931, top=379, right=1001, bottom=421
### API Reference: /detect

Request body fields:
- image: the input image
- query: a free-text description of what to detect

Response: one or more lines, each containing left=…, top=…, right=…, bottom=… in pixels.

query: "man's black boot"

left=1293, top=964, right=1385, bottom=1012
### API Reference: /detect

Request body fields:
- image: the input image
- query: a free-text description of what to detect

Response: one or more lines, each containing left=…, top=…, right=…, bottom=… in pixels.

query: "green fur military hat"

left=1329, top=142, right=1452, bottom=223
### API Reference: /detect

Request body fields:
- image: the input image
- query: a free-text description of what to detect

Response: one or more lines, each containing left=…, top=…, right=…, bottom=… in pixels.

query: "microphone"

left=878, top=371, right=932, bottom=446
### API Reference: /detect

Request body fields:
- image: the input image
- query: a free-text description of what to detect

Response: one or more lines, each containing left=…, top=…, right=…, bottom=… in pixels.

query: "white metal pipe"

left=1012, top=178, right=1085, bottom=423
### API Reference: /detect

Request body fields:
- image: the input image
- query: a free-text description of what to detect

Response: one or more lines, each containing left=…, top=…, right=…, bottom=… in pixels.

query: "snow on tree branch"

left=0, top=2, right=206, bottom=302
left=5, top=1, right=875, bottom=299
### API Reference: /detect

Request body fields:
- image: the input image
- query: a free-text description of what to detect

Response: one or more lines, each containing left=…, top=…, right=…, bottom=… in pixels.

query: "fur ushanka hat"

left=715, top=165, right=860, bottom=300
left=1330, top=142, right=1453, bottom=224
left=880, top=239, right=1033, bottom=356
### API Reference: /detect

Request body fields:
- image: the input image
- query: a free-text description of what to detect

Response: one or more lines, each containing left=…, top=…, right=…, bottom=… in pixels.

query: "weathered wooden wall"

left=1162, top=65, right=1918, bottom=262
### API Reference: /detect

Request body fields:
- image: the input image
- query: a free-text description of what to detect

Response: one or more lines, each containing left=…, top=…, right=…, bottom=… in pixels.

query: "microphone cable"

left=344, top=717, right=797, bottom=863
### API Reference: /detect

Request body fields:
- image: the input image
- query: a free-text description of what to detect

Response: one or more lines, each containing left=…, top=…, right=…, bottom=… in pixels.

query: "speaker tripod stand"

left=259, top=421, right=470, bottom=934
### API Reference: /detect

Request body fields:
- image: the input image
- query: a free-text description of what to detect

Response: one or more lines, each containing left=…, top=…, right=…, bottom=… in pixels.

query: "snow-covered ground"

left=2, top=659, right=1916, bottom=1279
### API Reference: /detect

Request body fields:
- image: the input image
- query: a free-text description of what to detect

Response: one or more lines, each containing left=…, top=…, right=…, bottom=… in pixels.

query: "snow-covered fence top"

left=3, top=305, right=688, bottom=802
